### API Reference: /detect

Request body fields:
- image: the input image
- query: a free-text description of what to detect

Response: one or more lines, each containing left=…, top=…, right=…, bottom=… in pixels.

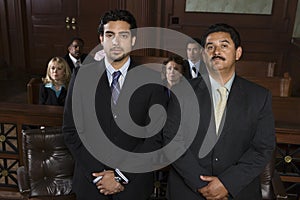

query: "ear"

left=131, top=36, right=136, bottom=47
left=99, top=35, right=104, bottom=45
left=235, top=46, right=242, bottom=61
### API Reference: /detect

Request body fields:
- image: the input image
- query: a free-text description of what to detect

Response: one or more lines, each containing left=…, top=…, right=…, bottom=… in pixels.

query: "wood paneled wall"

left=0, top=0, right=27, bottom=73
left=163, top=0, right=298, bottom=76
left=0, top=0, right=300, bottom=94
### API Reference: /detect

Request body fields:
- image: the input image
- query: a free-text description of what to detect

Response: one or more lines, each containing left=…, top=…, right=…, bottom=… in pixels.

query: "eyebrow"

left=104, top=31, right=115, bottom=35
left=104, top=30, right=130, bottom=34
left=220, top=39, right=230, bottom=44
left=205, top=39, right=231, bottom=46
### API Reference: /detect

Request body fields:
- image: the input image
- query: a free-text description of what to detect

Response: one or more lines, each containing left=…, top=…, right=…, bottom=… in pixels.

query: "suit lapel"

left=96, top=60, right=112, bottom=107
left=218, top=76, right=246, bottom=138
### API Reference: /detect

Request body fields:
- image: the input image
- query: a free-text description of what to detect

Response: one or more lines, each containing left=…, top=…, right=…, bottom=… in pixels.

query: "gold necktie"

left=215, top=86, right=227, bottom=133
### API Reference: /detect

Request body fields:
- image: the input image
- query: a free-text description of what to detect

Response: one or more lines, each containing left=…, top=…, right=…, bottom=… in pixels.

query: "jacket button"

left=215, top=158, right=219, bottom=161
left=113, top=114, right=117, bottom=119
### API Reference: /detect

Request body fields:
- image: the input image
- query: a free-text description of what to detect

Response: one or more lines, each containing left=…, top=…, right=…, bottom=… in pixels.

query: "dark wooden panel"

left=77, top=0, right=111, bottom=52
left=164, top=0, right=298, bottom=76
left=272, top=96, right=300, bottom=125
left=286, top=40, right=300, bottom=96
left=25, top=0, right=114, bottom=75
left=25, top=0, right=76, bottom=74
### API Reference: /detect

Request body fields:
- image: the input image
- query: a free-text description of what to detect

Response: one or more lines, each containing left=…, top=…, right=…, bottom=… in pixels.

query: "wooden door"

left=76, top=0, right=113, bottom=53
left=25, top=0, right=113, bottom=75
left=25, top=0, right=78, bottom=74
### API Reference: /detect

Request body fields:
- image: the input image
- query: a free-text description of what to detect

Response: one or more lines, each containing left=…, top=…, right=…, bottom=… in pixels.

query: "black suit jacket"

left=164, top=73, right=275, bottom=200
left=63, top=53, right=88, bottom=72
left=39, top=84, right=67, bottom=106
left=182, top=60, right=204, bottom=80
left=63, top=59, right=168, bottom=200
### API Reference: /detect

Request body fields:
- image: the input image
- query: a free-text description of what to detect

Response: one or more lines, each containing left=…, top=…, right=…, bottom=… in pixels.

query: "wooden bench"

left=26, top=77, right=42, bottom=104
left=245, top=73, right=292, bottom=97
left=236, top=60, right=275, bottom=77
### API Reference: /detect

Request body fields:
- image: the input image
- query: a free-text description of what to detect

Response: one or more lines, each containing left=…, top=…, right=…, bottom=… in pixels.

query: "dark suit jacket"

left=39, top=84, right=67, bottom=106
left=182, top=59, right=204, bottom=80
left=164, top=73, right=275, bottom=200
left=63, top=53, right=88, bottom=72
left=63, top=59, right=168, bottom=200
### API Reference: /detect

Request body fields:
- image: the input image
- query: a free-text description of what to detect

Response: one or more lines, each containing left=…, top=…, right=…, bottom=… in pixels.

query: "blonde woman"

left=39, top=57, right=71, bottom=106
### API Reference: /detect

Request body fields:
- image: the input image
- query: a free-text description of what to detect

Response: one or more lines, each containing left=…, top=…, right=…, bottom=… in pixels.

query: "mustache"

left=111, top=47, right=123, bottom=51
left=211, top=55, right=225, bottom=61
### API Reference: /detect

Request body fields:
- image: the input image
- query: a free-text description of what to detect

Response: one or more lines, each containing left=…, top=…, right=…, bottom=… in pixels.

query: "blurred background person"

left=162, top=55, right=184, bottom=91
left=63, top=37, right=88, bottom=72
left=39, top=57, right=71, bottom=106
left=183, top=38, right=202, bottom=79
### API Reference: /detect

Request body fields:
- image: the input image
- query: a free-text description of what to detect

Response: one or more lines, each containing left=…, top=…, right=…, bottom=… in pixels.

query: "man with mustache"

left=63, top=9, right=167, bottom=200
left=164, top=23, right=275, bottom=199
left=63, top=37, right=88, bottom=72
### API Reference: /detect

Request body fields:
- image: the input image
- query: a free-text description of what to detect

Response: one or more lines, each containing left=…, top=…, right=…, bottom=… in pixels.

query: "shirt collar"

left=209, top=73, right=235, bottom=93
left=188, top=60, right=200, bottom=70
left=69, top=53, right=80, bottom=64
left=45, top=82, right=65, bottom=89
left=104, top=56, right=130, bottom=78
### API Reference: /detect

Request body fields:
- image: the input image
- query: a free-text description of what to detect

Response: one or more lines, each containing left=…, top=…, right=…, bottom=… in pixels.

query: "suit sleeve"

left=218, top=90, right=275, bottom=198
left=163, top=91, right=210, bottom=191
left=62, top=72, right=105, bottom=183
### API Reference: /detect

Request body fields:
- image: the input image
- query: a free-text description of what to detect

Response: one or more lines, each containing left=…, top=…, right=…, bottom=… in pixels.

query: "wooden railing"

left=272, top=97, right=300, bottom=197
left=0, top=103, right=63, bottom=190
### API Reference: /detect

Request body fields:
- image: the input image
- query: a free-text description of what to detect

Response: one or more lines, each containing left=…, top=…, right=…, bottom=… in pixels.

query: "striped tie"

left=215, top=86, right=227, bottom=134
left=111, top=71, right=121, bottom=104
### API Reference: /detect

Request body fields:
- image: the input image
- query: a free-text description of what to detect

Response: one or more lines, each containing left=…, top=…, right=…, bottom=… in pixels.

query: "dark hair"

left=97, top=9, right=137, bottom=37
left=161, top=55, right=184, bottom=79
left=67, top=37, right=84, bottom=47
left=186, top=37, right=201, bottom=49
left=163, top=55, right=184, bottom=66
left=200, top=23, right=241, bottom=49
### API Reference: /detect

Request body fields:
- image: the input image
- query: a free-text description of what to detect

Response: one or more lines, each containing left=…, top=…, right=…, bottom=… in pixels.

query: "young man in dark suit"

left=63, top=37, right=88, bottom=72
left=183, top=38, right=203, bottom=79
left=63, top=9, right=167, bottom=200
left=164, top=23, right=275, bottom=200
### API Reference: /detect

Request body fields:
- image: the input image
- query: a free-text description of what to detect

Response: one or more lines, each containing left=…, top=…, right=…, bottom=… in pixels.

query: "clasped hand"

left=198, top=175, right=228, bottom=200
left=92, top=170, right=124, bottom=195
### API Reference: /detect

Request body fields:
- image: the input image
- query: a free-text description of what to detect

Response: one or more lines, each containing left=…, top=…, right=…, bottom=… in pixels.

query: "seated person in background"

left=162, top=55, right=184, bottom=91
left=63, top=37, right=88, bottom=72
left=39, top=57, right=71, bottom=106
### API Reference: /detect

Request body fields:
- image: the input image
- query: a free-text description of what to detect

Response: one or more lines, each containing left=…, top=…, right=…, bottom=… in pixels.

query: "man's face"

left=68, top=40, right=83, bottom=59
left=99, top=20, right=136, bottom=63
left=186, top=43, right=201, bottom=63
left=203, top=31, right=242, bottom=75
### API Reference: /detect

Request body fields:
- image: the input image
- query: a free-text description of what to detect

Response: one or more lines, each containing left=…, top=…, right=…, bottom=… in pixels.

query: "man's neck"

left=189, top=59, right=200, bottom=65
left=110, top=56, right=130, bottom=70
left=209, top=70, right=235, bottom=85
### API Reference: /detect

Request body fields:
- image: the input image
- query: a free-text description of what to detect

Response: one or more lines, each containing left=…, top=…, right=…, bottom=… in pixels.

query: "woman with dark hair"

left=162, top=55, right=184, bottom=90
